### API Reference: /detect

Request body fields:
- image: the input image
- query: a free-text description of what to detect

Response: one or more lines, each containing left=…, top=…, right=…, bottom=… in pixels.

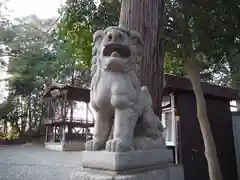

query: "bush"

left=6, top=130, right=19, bottom=140
left=0, top=132, right=7, bottom=140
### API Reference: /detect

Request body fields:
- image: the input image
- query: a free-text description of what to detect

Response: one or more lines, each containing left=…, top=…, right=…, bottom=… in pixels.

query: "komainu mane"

left=86, top=26, right=165, bottom=152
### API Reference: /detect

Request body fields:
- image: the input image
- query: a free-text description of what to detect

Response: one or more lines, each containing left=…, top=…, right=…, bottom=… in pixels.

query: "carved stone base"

left=81, top=149, right=173, bottom=172
left=71, top=164, right=184, bottom=180
left=71, top=149, right=184, bottom=180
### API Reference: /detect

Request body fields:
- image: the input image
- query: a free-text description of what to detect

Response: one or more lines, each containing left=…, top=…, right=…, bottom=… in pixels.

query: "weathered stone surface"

left=82, top=149, right=173, bottom=171
left=71, top=171, right=112, bottom=180
left=87, top=26, right=166, bottom=152
left=70, top=165, right=184, bottom=180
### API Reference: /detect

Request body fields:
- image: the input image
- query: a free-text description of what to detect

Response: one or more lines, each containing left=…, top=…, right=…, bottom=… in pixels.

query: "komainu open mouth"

left=103, top=43, right=131, bottom=58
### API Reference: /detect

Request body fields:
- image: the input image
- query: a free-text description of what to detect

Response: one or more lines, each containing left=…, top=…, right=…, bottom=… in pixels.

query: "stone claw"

left=105, top=139, right=131, bottom=152
left=85, top=139, right=105, bottom=151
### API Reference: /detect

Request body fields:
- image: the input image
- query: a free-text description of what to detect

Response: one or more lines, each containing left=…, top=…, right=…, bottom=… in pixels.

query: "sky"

left=5, top=0, right=65, bottom=19
left=4, top=0, right=100, bottom=19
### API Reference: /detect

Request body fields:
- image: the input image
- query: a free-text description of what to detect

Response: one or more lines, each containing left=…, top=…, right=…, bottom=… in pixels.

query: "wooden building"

left=162, top=74, right=239, bottom=180
left=43, top=84, right=94, bottom=151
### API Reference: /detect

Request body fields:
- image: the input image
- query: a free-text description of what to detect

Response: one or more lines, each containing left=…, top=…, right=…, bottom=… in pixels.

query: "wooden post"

left=48, top=126, right=53, bottom=142
left=53, top=126, right=56, bottom=142
left=86, top=103, right=89, bottom=124
left=45, top=126, right=48, bottom=142
left=62, top=91, right=67, bottom=144
left=86, top=103, right=89, bottom=141
left=63, top=90, right=68, bottom=121
left=61, top=125, right=66, bottom=144
left=68, top=124, right=72, bottom=142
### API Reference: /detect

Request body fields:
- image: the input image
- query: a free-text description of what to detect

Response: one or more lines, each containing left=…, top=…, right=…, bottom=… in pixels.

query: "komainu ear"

left=92, top=30, right=104, bottom=56
left=93, top=30, right=104, bottom=45
left=130, top=30, right=143, bottom=47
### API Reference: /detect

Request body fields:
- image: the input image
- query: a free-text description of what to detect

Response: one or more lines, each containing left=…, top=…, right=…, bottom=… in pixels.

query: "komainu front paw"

left=85, top=139, right=105, bottom=151
left=105, top=139, right=132, bottom=152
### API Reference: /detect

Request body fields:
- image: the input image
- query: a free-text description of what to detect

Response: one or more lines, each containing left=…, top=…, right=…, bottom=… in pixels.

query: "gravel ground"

left=0, top=144, right=83, bottom=180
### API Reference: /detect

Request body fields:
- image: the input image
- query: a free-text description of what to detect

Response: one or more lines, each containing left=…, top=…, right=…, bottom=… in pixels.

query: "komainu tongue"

left=111, top=51, right=120, bottom=57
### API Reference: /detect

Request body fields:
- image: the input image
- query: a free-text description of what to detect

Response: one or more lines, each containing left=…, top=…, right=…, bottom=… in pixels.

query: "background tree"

left=54, top=0, right=121, bottom=121
left=55, top=0, right=121, bottom=81
left=0, top=0, right=121, bottom=139
left=163, top=0, right=240, bottom=179
left=0, top=15, right=59, bottom=138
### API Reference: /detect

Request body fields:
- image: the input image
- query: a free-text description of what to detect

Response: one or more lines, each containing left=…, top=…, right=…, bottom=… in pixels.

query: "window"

left=161, top=94, right=176, bottom=146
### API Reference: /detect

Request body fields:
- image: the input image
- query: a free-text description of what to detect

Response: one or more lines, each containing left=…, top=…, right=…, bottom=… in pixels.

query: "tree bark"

left=185, top=60, right=223, bottom=180
left=119, top=0, right=165, bottom=116
left=181, top=10, right=223, bottom=179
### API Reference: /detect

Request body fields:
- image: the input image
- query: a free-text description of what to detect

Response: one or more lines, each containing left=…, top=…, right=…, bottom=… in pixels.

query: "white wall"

left=231, top=101, right=238, bottom=112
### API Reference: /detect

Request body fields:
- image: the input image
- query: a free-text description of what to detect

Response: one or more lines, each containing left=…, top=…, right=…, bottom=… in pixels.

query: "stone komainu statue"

left=86, top=26, right=165, bottom=152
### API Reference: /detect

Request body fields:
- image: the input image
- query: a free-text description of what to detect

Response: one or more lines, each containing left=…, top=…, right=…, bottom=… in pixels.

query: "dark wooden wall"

left=175, top=92, right=238, bottom=180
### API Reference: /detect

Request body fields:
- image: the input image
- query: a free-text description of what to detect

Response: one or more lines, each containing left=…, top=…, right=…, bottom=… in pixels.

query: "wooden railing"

left=65, top=117, right=94, bottom=124
left=44, top=117, right=94, bottom=124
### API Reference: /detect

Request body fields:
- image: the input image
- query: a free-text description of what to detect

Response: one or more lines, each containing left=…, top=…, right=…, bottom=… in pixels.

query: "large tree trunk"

left=185, top=60, right=223, bottom=180
left=119, top=0, right=165, bottom=116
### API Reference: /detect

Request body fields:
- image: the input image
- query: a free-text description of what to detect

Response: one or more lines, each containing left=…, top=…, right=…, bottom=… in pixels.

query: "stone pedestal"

left=71, top=149, right=184, bottom=180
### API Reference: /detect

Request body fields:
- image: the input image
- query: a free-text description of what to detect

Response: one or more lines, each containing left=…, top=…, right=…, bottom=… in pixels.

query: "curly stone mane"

left=90, top=27, right=143, bottom=91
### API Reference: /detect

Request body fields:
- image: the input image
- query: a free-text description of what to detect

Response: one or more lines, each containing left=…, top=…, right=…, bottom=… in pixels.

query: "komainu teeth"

left=111, top=51, right=120, bottom=57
